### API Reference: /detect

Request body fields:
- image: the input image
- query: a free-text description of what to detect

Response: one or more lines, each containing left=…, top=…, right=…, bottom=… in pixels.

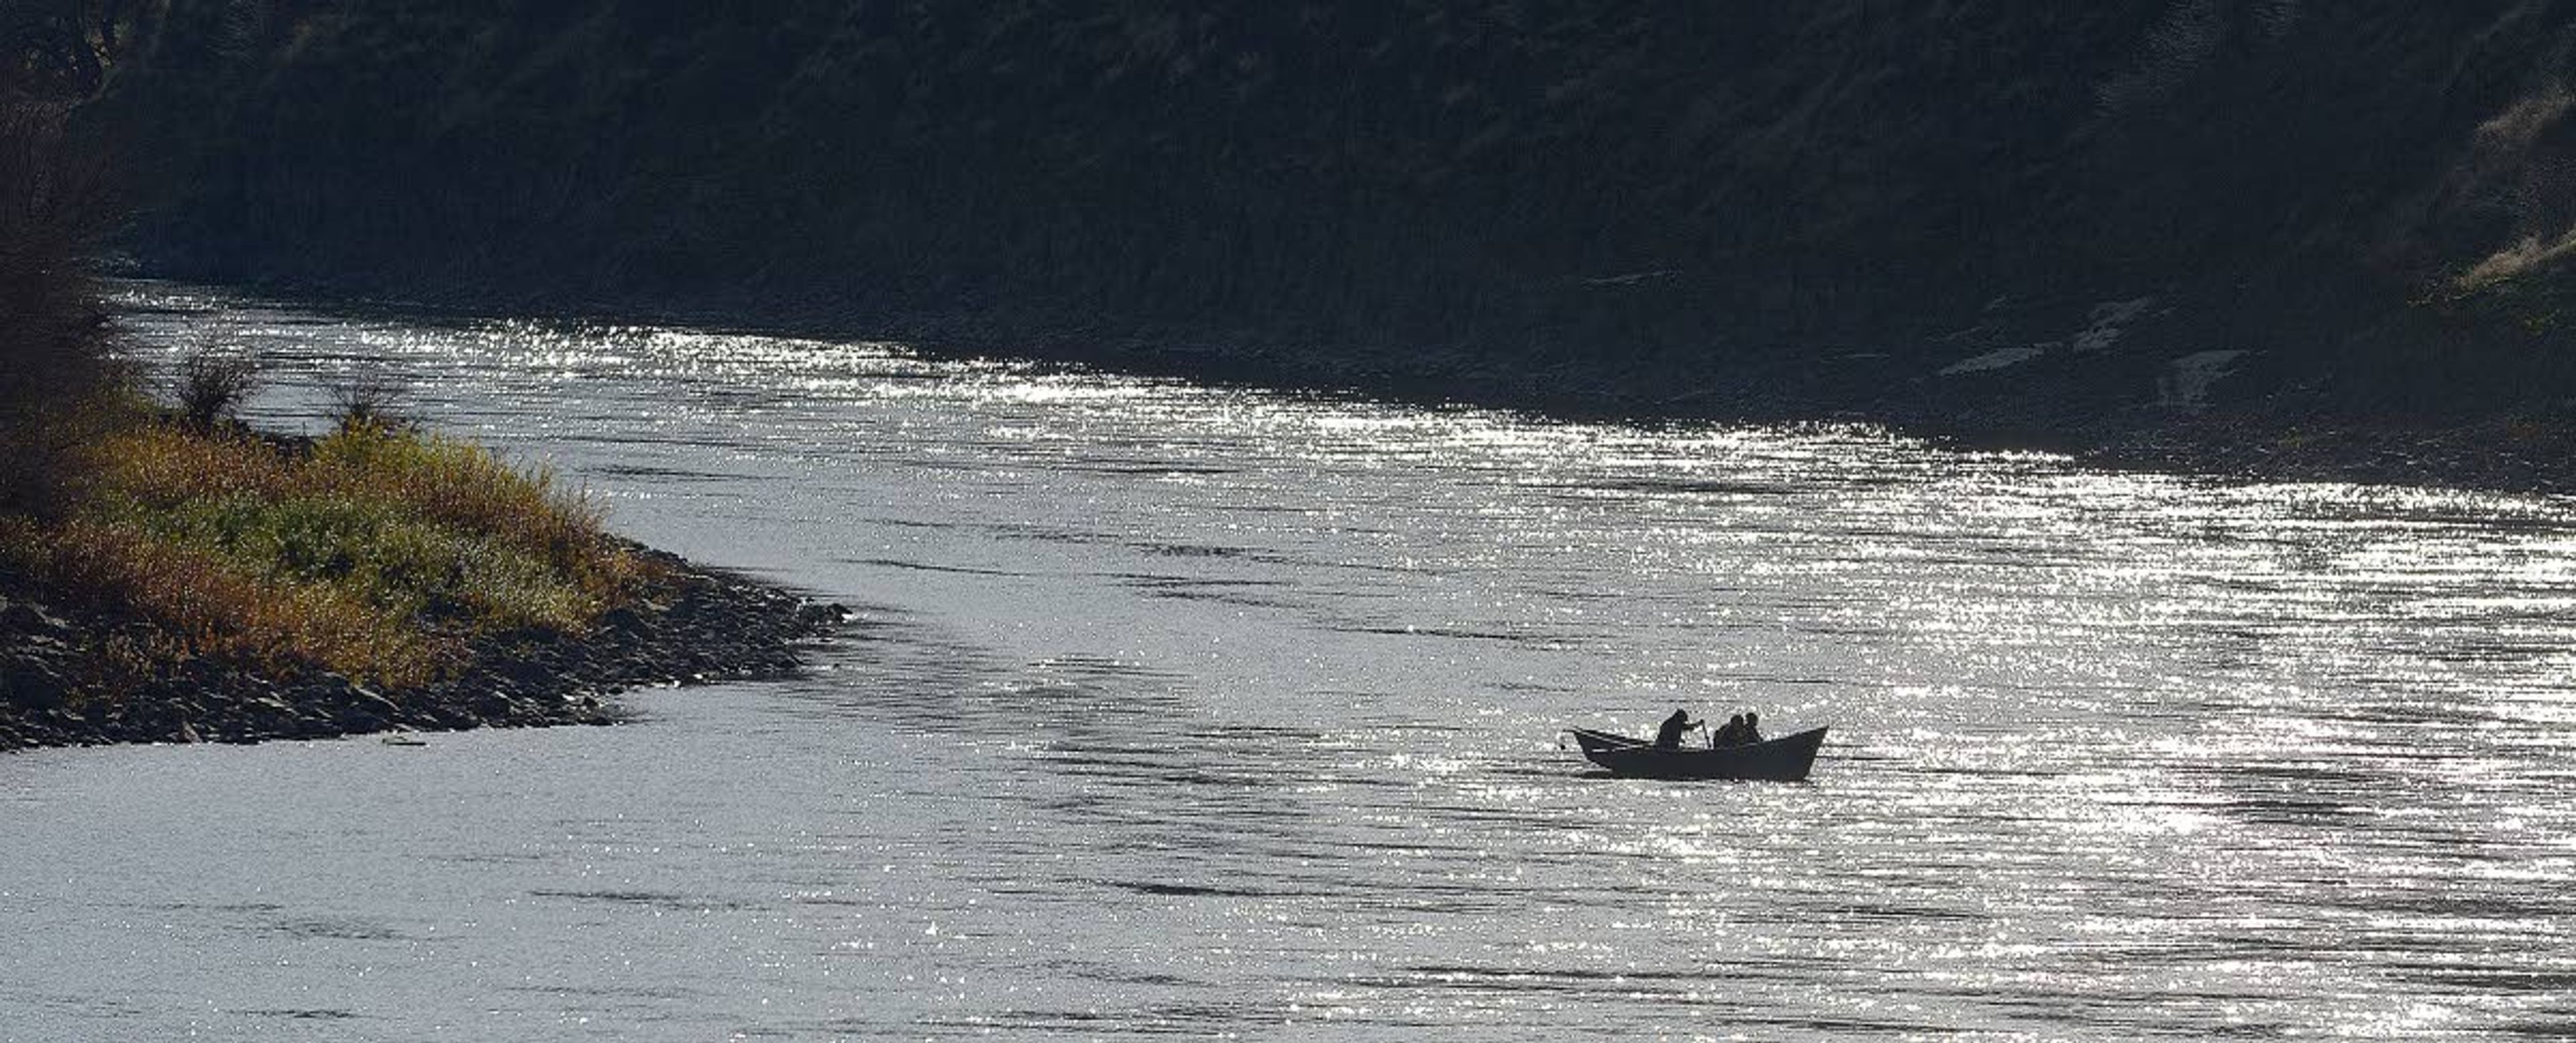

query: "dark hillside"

left=96, top=1, right=2576, bottom=466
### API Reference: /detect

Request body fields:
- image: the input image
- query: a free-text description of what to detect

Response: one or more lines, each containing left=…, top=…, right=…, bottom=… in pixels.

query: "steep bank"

left=96, top=3, right=2576, bottom=481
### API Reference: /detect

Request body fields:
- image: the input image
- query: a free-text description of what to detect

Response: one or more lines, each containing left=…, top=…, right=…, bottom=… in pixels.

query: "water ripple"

left=1, top=283, right=2565, bottom=1040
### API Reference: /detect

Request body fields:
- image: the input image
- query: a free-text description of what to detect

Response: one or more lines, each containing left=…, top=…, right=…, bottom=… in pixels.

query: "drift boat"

left=1564, top=726, right=1828, bottom=781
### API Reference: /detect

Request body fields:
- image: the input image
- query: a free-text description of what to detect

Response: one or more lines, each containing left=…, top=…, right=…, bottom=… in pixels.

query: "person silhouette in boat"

left=1654, top=708, right=1702, bottom=749
left=1711, top=711, right=1765, bottom=747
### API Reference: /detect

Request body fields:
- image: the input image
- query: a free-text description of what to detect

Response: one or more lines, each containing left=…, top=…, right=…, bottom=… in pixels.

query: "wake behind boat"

left=1565, top=725, right=1829, bottom=781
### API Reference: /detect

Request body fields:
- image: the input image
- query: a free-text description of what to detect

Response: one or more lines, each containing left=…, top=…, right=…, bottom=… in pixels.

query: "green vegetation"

left=1, top=6, right=653, bottom=710
left=5, top=417, right=653, bottom=692
left=95, top=1, right=2576, bottom=427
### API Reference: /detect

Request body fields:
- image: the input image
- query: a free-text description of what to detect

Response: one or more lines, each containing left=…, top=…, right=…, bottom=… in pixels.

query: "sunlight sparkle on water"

left=15, top=282, right=2568, bottom=1040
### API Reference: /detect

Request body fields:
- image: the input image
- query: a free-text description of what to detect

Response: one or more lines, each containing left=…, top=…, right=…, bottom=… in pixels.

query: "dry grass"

left=7, top=420, right=659, bottom=690
left=28, top=515, right=445, bottom=688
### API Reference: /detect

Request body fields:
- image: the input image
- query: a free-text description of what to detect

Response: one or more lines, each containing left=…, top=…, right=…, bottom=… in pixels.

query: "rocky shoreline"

left=0, top=546, right=847, bottom=752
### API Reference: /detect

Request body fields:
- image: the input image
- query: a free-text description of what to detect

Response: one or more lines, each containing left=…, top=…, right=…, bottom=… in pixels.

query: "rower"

left=1654, top=708, right=1701, bottom=749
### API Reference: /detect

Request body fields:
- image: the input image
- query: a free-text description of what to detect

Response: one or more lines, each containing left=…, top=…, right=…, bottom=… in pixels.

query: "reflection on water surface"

left=0, top=286, right=2570, bottom=1040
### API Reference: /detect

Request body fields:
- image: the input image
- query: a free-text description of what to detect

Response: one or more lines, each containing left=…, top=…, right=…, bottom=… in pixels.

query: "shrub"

left=33, top=514, right=447, bottom=688
left=172, top=343, right=261, bottom=431
left=324, top=369, right=409, bottom=433
left=17, top=421, right=656, bottom=691
left=305, top=425, right=624, bottom=583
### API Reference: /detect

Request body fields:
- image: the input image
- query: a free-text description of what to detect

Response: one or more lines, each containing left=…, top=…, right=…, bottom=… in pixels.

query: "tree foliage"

left=102, top=1, right=2576, bottom=421
left=0, top=0, right=136, bottom=514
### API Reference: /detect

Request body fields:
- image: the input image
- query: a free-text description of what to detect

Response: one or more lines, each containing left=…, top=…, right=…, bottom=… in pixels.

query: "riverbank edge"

left=0, top=543, right=849, bottom=752
left=895, top=315, right=2576, bottom=498
left=140, top=279, right=2576, bottom=498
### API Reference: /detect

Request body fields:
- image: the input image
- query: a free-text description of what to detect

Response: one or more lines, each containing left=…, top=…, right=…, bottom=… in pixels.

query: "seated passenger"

left=1712, top=713, right=1747, bottom=747
left=1741, top=710, right=1764, bottom=744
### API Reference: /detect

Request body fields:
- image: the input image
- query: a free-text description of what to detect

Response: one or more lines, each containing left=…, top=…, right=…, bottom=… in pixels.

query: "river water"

left=4, top=286, right=2573, bottom=1040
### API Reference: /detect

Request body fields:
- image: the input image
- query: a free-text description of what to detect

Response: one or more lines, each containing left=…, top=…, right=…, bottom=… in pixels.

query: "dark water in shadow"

left=1, top=286, right=2571, bottom=1039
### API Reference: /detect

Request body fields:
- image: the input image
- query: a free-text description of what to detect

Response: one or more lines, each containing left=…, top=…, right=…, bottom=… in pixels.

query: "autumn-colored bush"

left=7, top=421, right=656, bottom=690
left=25, top=514, right=441, bottom=688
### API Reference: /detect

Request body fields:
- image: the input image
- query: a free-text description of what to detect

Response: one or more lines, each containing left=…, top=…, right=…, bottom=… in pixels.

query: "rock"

left=1, top=545, right=830, bottom=751
left=0, top=599, right=64, bottom=635
left=1, top=660, right=69, bottom=710
left=497, top=658, right=550, bottom=687
left=331, top=686, right=405, bottom=730
left=241, top=694, right=301, bottom=730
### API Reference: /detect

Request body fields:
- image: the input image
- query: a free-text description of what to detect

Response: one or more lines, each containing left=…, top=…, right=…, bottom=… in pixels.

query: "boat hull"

left=1566, top=726, right=1828, bottom=781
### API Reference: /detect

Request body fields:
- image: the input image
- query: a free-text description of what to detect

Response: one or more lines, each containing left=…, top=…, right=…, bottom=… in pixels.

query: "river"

left=3, top=285, right=2572, bottom=1040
